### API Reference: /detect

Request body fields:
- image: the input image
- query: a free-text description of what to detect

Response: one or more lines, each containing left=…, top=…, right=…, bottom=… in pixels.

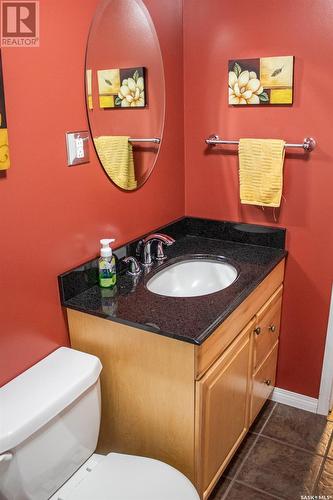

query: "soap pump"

left=98, top=238, right=117, bottom=288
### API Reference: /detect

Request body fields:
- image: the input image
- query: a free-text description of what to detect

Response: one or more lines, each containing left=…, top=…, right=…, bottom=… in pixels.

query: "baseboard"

left=270, top=387, right=318, bottom=414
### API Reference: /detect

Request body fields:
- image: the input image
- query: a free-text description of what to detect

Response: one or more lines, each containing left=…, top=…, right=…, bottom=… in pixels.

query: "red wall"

left=183, top=0, right=333, bottom=397
left=2, top=0, right=332, bottom=400
left=0, top=0, right=184, bottom=386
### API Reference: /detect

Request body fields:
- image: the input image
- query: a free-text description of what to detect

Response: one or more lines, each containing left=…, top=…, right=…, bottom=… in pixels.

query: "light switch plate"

left=66, top=131, right=90, bottom=166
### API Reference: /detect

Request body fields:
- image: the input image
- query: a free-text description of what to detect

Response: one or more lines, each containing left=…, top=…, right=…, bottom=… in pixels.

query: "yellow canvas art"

left=0, top=128, right=10, bottom=170
left=97, top=69, right=121, bottom=108
left=228, top=55, right=294, bottom=105
left=260, top=56, right=294, bottom=88
left=97, top=67, right=146, bottom=109
left=86, top=69, right=93, bottom=110
left=0, top=50, right=9, bottom=170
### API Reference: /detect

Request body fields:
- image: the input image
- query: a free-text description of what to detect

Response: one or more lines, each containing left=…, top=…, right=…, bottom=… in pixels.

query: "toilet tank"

left=0, top=347, right=102, bottom=500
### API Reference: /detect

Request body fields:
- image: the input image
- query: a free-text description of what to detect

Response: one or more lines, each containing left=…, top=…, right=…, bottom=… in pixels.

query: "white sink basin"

left=146, top=258, right=238, bottom=298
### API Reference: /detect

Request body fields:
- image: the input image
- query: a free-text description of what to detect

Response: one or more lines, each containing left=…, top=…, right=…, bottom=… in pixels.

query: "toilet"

left=0, top=347, right=200, bottom=500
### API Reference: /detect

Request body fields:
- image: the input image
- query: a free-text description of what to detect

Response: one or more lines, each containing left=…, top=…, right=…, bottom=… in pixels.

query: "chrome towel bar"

left=128, top=137, right=161, bottom=144
left=205, top=135, right=316, bottom=151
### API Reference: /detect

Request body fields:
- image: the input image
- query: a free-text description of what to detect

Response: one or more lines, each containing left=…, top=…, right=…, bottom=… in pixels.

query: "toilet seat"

left=54, top=453, right=200, bottom=500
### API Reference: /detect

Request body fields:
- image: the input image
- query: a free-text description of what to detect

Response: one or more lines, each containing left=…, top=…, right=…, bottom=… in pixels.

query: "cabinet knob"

left=264, top=379, right=272, bottom=386
left=269, top=324, right=276, bottom=333
left=254, top=326, right=261, bottom=335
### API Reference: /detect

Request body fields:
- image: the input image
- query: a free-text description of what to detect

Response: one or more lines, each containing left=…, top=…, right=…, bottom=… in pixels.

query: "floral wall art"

left=0, top=50, right=9, bottom=170
left=97, top=67, right=146, bottom=108
left=228, top=56, right=294, bottom=105
left=86, top=69, right=93, bottom=110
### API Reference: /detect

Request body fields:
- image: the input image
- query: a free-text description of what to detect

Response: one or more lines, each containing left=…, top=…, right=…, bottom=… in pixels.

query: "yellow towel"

left=238, top=138, right=285, bottom=207
left=0, top=128, right=10, bottom=170
left=93, top=136, right=137, bottom=190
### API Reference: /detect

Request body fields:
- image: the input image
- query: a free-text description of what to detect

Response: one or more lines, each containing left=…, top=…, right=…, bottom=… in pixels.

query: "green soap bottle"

left=98, top=238, right=117, bottom=288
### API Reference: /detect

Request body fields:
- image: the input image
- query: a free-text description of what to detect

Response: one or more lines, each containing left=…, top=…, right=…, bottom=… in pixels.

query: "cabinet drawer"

left=250, top=343, right=278, bottom=424
left=253, top=286, right=282, bottom=371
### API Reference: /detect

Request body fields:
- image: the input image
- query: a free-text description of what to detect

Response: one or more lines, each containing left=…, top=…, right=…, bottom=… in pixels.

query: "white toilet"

left=0, top=347, right=200, bottom=500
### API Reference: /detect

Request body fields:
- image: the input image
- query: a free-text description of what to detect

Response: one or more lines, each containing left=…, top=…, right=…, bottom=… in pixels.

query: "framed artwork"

left=0, top=50, right=9, bottom=170
left=228, top=56, right=294, bottom=105
left=97, top=67, right=146, bottom=108
left=86, top=69, right=93, bottom=110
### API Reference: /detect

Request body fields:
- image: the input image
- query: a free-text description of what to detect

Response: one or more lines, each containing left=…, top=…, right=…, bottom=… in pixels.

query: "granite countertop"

left=59, top=218, right=287, bottom=345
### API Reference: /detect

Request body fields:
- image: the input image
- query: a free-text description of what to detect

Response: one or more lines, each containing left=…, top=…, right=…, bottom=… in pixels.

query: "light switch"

left=66, top=131, right=90, bottom=166
left=75, top=137, right=84, bottom=158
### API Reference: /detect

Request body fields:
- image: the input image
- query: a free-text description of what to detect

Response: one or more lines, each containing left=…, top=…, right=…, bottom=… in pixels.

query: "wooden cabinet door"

left=250, top=343, right=278, bottom=424
left=253, top=285, right=282, bottom=371
left=195, top=320, right=254, bottom=499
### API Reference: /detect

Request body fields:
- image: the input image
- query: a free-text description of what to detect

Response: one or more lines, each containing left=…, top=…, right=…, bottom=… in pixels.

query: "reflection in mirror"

left=86, top=0, right=165, bottom=190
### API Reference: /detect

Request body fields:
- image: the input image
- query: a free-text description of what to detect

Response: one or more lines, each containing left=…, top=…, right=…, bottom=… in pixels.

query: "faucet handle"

left=123, top=256, right=142, bottom=276
left=135, top=240, right=144, bottom=258
left=155, top=240, right=170, bottom=261
left=151, top=234, right=175, bottom=262
left=140, top=233, right=175, bottom=265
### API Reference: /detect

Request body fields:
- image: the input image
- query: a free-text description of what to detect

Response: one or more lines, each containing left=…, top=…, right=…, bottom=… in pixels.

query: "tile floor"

left=209, top=401, right=333, bottom=499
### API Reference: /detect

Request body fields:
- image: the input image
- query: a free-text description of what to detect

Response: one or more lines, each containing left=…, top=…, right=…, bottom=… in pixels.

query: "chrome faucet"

left=123, top=256, right=141, bottom=276
left=140, top=233, right=175, bottom=266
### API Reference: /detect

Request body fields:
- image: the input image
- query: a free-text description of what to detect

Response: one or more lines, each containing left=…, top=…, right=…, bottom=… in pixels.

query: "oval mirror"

left=85, top=0, right=165, bottom=190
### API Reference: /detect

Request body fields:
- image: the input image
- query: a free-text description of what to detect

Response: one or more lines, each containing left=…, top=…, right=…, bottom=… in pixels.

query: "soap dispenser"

left=98, top=239, right=117, bottom=288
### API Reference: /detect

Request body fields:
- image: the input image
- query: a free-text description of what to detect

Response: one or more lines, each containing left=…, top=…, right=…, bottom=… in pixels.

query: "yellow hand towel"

left=0, top=128, right=10, bottom=170
left=93, top=136, right=137, bottom=190
left=238, top=138, right=285, bottom=207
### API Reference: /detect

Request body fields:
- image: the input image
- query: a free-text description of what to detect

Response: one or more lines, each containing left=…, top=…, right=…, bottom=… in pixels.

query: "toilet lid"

left=66, top=453, right=200, bottom=500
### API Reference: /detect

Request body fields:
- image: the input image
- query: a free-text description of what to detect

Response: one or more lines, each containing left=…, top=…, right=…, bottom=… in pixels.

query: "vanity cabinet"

left=67, top=259, right=284, bottom=500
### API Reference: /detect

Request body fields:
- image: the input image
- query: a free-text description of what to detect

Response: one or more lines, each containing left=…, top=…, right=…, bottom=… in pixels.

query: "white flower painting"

left=228, top=56, right=294, bottom=105
left=97, top=67, right=146, bottom=109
